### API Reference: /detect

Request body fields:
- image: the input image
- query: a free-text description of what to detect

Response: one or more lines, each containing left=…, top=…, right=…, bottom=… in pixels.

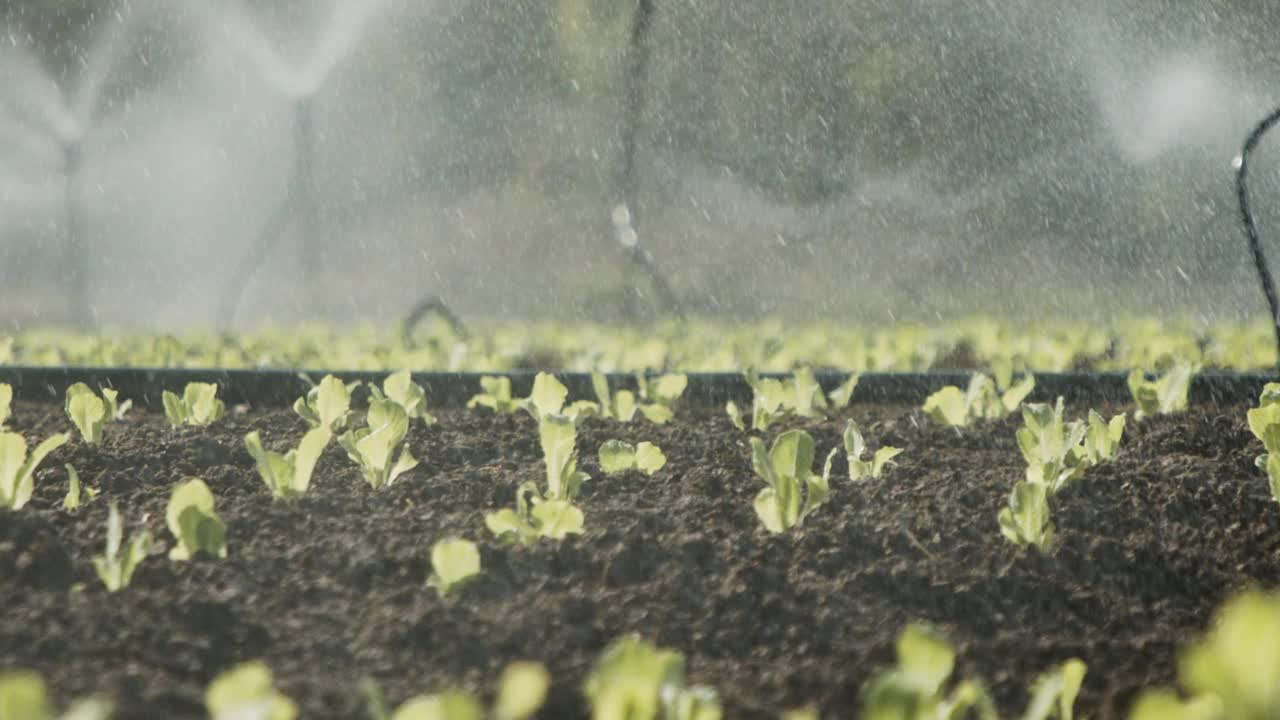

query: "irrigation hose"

left=1236, top=105, right=1280, bottom=369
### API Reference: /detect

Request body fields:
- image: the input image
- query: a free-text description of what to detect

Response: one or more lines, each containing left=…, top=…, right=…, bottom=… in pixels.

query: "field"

left=3, top=320, right=1280, bottom=719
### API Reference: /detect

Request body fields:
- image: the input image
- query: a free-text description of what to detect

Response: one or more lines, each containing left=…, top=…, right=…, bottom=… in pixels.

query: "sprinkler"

left=1235, top=106, right=1280, bottom=369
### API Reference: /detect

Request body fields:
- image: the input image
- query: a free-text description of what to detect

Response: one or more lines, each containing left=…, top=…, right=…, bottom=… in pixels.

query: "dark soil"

left=2, top=397, right=1277, bottom=719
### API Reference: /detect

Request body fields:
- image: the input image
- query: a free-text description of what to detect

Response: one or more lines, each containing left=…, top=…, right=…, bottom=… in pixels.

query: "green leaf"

left=638, top=403, right=674, bottom=424
left=0, top=383, right=10, bottom=428
left=1001, top=374, right=1036, bottom=412
left=162, top=390, right=184, bottom=427
left=390, top=692, right=484, bottom=720
left=1022, top=658, right=1086, bottom=720
left=770, top=430, right=816, bottom=483
left=999, top=481, right=1054, bottom=553
left=871, top=447, right=904, bottom=477
left=530, top=499, right=585, bottom=540
left=591, top=372, right=613, bottom=417
left=1180, top=590, right=1280, bottom=720
left=101, top=387, right=130, bottom=421
left=725, top=401, right=745, bottom=431
left=494, top=662, right=550, bottom=720
left=343, top=399, right=415, bottom=488
left=635, top=442, right=667, bottom=474
left=895, top=623, right=956, bottom=697
left=753, top=489, right=786, bottom=534
left=427, top=537, right=481, bottom=597
left=295, top=374, right=353, bottom=431
left=924, top=386, right=968, bottom=427
left=828, top=373, right=859, bottom=408
left=539, top=414, right=582, bottom=500
left=598, top=440, right=637, bottom=474
left=166, top=478, right=226, bottom=561
left=184, top=382, right=226, bottom=426
left=66, top=384, right=106, bottom=444
left=0, top=670, right=54, bottom=720
left=524, top=372, right=568, bottom=418
left=382, top=370, right=433, bottom=424
left=93, top=502, right=151, bottom=592
left=485, top=508, right=530, bottom=545
left=206, top=661, right=297, bottom=720
left=614, top=390, right=638, bottom=422
left=469, top=376, right=517, bottom=413
left=0, top=431, right=69, bottom=511
left=63, top=463, right=82, bottom=512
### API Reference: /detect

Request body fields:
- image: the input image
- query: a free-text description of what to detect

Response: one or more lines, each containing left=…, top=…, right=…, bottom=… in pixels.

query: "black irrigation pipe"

left=1, top=367, right=1275, bottom=409
left=1238, top=104, right=1280, bottom=370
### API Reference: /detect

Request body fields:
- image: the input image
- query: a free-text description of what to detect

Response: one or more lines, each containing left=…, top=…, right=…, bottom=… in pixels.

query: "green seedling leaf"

left=1016, top=398, right=1088, bottom=493
left=598, top=440, right=666, bottom=475
left=469, top=376, right=519, bottom=414
left=293, top=374, right=355, bottom=431
left=539, top=414, right=588, bottom=500
left=584, top=635, right=718, bottom=720
left=1001, top=373, right=1037, bottom=413
left=1129, top=365, right=1193, bottom=420
left=0, top=383, right=10, bottom=428
left=0, top=670, right=55, bottom=720
left=0, top=431, right=70, bottom=510
left=494, top=662, right=550, bottom=720
left=748, top=373, right=791, bottom=431
left=1179, top=590, right=1280, bottom=719
left=165, top=477, right=226, bottom=561
left=924, top=386, right=968, bottom=427
left=725, top=401, right=746, bottom=431
left=371, top=370, right=435, bottom=425
left=92, top=502, right=151, bottom=592
left=163, top=382, right=225, bottom=428
left=999, top=481, right=1055, bottom=553
left=427, top=537, right=481, bottom=597
left=1022, top=658, right=1086, bottom=720
left=828, top=373, right=860, bottom=409
left=790, top=367, right=828, bottom=418
left=65, top=383, right=106, bottom=444
left=1084, top=410, right=1126, bottom=464
left=486, top=483, right=584, bottom=545
left=389, top=692, right=483, bottom=720
left=206, top=661, right=297, bottom=720
left=522, top=372, right=568, bottom=418
left=751, top=429, right=827, bottom=533
left=63, top=464, right=85, bottom=512
left=860, top=623, right=996, bottom=720
left=844, top=420, right=902, bottom=480
left=245, top=428, right=331, bottom=499
left=339, top=398, right=418, bottom=488
left=101, top=388, right=130, bottom=421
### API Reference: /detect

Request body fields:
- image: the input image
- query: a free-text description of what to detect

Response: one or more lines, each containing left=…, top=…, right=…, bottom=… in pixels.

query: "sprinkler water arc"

left=1236, top=105, right=1280, bottom=369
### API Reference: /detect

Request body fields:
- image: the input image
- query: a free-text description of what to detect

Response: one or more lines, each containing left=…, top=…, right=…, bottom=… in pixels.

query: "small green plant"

left=64, top=383, right=106, bottom=444
left=486, top=482, right=585, bottom=545
left=635, top=372, right=689, bottom=418
left=245, top=428, right=331, bottom=499
left=520, top=372, right=596, bottom=422
left=998, top=481, right=1055, bottom=553
left=0, top=670, right=113, bottom=720
left=0, top=382, right=11, bottom=428
left=1016, top=398, right=1088, bottom=493
left=1083, top=409, right=1126, bottom=464
left=62, top=463, right=97, bottom=512
left=726, top=369, right=791, bottom=431
left=370, top=369, right=435, bottom=425
left=293, top=374, right=357, bottom=431
left=0, top=430, right=69, bottom=510
left=166, top=477, right=227, bottom=561
left=468, top=376, right=520, bottom=414
left=584, top=635, right=722, bottom=720
left=92, top=502, right=152, bottom=592
left=1128, top=589, right=1280, bottom=720
left=1248, top=384, right=1280, bottom=506
left=162, top=382, right=226, bottom=428
left=860, top=623, right=996, bottom=720
left=590, top=372, right=681, bottom=424
left=1127, top=364, right=1193, bottom=420
left=842, top=420, right=902, bottom=481
left=1022, top=659, right=1087, bottom=720
left=206, top=661, right=297, bottom=720
left=598, top=440, right=667, bottom=475
left=339, top=397, right=419, bottom=488
left=364, top=661, right=549, bottom=720
left=427, top=537, right=481, bottom=597
left=751, top=429, right=830, bottom=533
left=923, top=372, right=1035, bottom=427
left=539, top=414, right=590, bottom=501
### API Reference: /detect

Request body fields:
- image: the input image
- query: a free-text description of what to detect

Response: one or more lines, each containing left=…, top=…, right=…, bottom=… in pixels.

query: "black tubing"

left=1236, top=105, right=1280, bottom=369
left=0, top=367, right=1272, bottom=409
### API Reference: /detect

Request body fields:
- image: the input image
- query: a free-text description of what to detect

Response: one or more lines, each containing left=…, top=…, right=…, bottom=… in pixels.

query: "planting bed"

left=1, top=396, right=1276, bottom=718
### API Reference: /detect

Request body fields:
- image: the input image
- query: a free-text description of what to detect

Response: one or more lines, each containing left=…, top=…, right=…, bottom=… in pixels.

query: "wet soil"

left=1, top=398, right=1277, bottom=719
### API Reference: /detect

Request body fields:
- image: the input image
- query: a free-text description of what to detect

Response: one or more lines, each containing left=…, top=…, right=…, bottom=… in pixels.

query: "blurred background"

left=2, top=0, right=1280, bottom=331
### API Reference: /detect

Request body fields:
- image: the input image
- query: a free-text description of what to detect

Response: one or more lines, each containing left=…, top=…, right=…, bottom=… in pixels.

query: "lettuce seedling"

left=293, top=374, right=357, bottom=431
left=162, top=382, right=226, bottom=428
left=1021, top=659, right=1086, bottom=720
left=924, top=372, right=1035, bottom=427
left=486, top=482, right=585, bottom=545
left=843, top=420, right=902, bottom=481
left=828, top=373, right=860, bottom=410
left=859, top=623, right=997, bottom=720
left=1129, top=590, right=1280, bottom=720
left=206, top=661, right=297, bottom=720
left=245, top=428, right=331, bottom=499
left=751, top=429, right=829, bottom=533
left=592, top=373, right=678, bottom=424
left=1016, top=398, right=1087, bottom=493
left=1083, top=410, right=1126, bottom=464
left=65, top=383, right=106, bottom=444
left=427, top=537, right=481, bottom=597
left=365, top=662, right=549, bottom=720
left=635, top=372, right=688, bottom=406
left=1247, top=382, right=1280, bottom=467
left=584, top=635, right=722, bottom=720
left=0, top=383, right=11, bottom=428
left=62, top=464, right=99, bottom=512
left=93, top=502, right=152, bottom=592
left=0, top=670, right=113, bottom=720
left=726, top=369, right=792, bottom=431
left=166, top=478, right=227, bottom=561
left=101, top=388, right=130, bottom=421
left=468, top=376, right=520, bottom=414
left=0, top=431, right=70, bottom=510
left=339, top=398, right=419, bottom=488
left=520, top=372, right=597, bottom=422
left=370, top=369, right=436, bottom=426
left=1127, top=364, right=1193, bottom=420
left=998, top=481, right=1055, bottom=553
left=598, top=440, right=667, bottom=475
left=539, top=414, right=590, bottom=501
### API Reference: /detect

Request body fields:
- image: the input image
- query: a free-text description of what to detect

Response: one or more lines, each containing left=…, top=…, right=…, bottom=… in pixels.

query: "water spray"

left=1235, top=106, right=1280, bottom=368
left=615, top=0, right=684, bottom=321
